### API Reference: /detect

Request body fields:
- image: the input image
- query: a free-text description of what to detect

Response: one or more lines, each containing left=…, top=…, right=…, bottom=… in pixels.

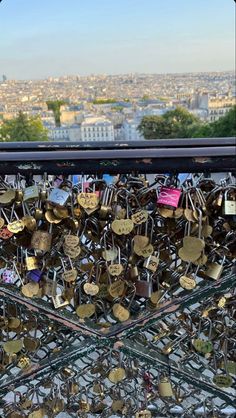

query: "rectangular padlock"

left=205, top=262, right=224, bottom=280
left=25, top=256, right=39, bottom=271
left=44, top=278, right=57, bottom=297
left=157, top=186, right=181, bottom=208
left=158, top=377, right=174, bottom=397
left=48, top=188, right=70, bottom=207
left=223, top=190, right=236, bottom=215
left=143, top=255, right=159, bottom=272
left=135, top=279, right=152, bottom=297
left=52, top=294, right=69, bottom=309
left=223, top=200, right=236, bottom=215
left=23, top=185, right=39, bottom=202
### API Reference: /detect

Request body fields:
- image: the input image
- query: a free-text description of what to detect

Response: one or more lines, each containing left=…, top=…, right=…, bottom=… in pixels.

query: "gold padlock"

left=25, top=256, right=38, bottom=271
left=31, top=230, right=52, bottom=252
left=158, top=376, right=174, bottom=397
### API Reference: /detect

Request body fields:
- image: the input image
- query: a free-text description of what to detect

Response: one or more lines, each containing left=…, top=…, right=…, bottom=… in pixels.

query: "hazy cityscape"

left=0, top=71, right=235, bottom=142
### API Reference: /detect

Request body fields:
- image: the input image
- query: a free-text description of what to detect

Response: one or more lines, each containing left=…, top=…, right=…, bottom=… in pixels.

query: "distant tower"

left=2, top=75, right=7, bottom=82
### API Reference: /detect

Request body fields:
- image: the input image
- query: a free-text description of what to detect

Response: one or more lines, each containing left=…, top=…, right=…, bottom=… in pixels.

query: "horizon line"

left=2, top=69, right=234, bottom=82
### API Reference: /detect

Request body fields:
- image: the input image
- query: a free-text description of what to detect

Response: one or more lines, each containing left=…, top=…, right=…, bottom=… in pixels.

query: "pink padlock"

left=84, top=181, right=100, bottom=197
left=157, top=186, right=182, bottom=208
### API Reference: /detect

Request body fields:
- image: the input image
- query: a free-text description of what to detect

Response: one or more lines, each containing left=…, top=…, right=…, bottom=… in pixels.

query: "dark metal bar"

left=0, top=137, right=235, bottom=150
left=0, top=153, right=235, bottom=175
left=0, top=138, right=235, bottom=174
left=0, top=147, right=234, bottom=160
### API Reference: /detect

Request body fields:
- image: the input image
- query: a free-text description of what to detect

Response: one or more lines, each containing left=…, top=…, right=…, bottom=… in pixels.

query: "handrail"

left=0, top=138, right=235, bottom=174
left=0, top=137, right=235, bottom=150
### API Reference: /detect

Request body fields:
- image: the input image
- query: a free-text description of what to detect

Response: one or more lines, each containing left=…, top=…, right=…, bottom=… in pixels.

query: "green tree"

left=139, top=105, right=236, bottom=140
left=0, top=111, right=48, bottom=142
left=138, top=115, right=171, bottom=139
left=92, top=99, right=117, bottom=104
left=46, top=100, right=66, bottom=127
left=209, top=106, right=236, bottom=137
left=190, top=106, right=236, bottom=138
left=139, top=107, right=199, bottom=139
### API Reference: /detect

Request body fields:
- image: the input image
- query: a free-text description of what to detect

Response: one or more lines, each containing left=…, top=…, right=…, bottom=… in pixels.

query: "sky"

left=0, top=0, right=235, bottom=79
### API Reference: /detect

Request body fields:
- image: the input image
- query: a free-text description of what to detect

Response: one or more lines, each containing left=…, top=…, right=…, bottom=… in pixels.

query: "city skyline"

left=1, top=70, right=235, bottom=82
left=0, top=0, right=235, bottom=79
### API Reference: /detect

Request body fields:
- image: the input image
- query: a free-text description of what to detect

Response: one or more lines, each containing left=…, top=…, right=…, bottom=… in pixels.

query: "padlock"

left=23, top=185, right=39, bottom=202
left=158, top=376, right=174, bottom=397
left=48, top=188, right=70, bottom=207
left=28, top=269, right=43, bottom=283
left=52, top=294, right=69, bottom=309
left=31, top=229, right=52, bottom=252
left=44, top=271, right=57, bottom=297
left=143, top=252, right=159, bottom=272
left=223, top=189, right=236, bottom=215
left=135, top=272, right=153, bottom=297
left=204, top=256, right=225, bottom=280
left=129, top=264, right=139, bottom=281
left=25, top=256, right=39, bottom=271
left=157, top=186, right=182, bottom=208
left=135, top=410, right=152, bottom=418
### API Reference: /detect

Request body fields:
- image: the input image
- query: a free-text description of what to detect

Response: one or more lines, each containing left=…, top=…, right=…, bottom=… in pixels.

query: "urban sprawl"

left=0, top=71, right=235, bottom=141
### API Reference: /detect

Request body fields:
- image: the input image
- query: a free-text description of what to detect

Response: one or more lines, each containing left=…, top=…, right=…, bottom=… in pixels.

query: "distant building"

left=207, top=96, right=235, bottom=122
left=2, top=75, right=7, bottom=83
left=48, top=126, right=69, bottom=141
left=190, top=92, right=235, bottom=121
left=81, top=117, right=114, bottom=141
left=114, top=124, right=123, bottom=140
left=122, top=119, right=144, bottom=141
left=48, top=125, right=81, bottom=142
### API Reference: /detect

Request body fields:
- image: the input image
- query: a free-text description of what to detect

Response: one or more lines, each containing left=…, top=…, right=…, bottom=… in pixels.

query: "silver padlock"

left=48, top=188, right=70, bottom=207
left=23, top=185, right=39, bottom=202
left=223, top=189, right=236, bottom=215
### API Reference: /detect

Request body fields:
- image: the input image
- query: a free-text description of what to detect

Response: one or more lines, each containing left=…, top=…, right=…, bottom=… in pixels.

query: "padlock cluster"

left=1, top=342, right=235, bottom=418
left=0, top=174, right=235, bottom=331
left=0, top=172, right=235, bottom=417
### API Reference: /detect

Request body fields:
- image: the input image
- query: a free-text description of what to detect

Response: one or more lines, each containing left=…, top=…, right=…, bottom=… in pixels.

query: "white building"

left=48, top=126, right=69, bottom=141
left=81, top=117, right=114, bottom=141
left=48, top=125, right=81, bottom=141
left=122, top=119, right=144, bottom=141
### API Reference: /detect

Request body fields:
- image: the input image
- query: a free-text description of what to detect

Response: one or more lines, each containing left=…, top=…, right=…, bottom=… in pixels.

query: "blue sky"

left=0, top=0, right=235, bottom=79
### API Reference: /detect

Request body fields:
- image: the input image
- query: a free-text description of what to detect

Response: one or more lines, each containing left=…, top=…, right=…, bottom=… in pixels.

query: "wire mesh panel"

left=0, top=295, right=91, bottom=395
left=1, top=346, right=235, bottom=417
left=0, top=140, right=235, bottom=416
left=0, top=171, right=235, bottom=339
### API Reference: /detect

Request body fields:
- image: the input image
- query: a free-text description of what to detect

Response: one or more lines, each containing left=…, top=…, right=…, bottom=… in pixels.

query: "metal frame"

left=0, top=139, right=235, bottom=407
left=0, top=138, right=235, bottom=174
left=1, top=270, right=235, bottom=339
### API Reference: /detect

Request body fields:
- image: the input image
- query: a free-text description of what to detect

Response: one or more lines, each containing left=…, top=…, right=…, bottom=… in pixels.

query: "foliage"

left=92, top=99, right=117, bottom=104
left=138, top=106, right=236, bottom=139
left=214, top=106, right=236, bottom=137
left=46, top=100, right=66, bottom=127
left=0, top=111, right=48, bottom=142
left=138, top=107, right=198, bottom=139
